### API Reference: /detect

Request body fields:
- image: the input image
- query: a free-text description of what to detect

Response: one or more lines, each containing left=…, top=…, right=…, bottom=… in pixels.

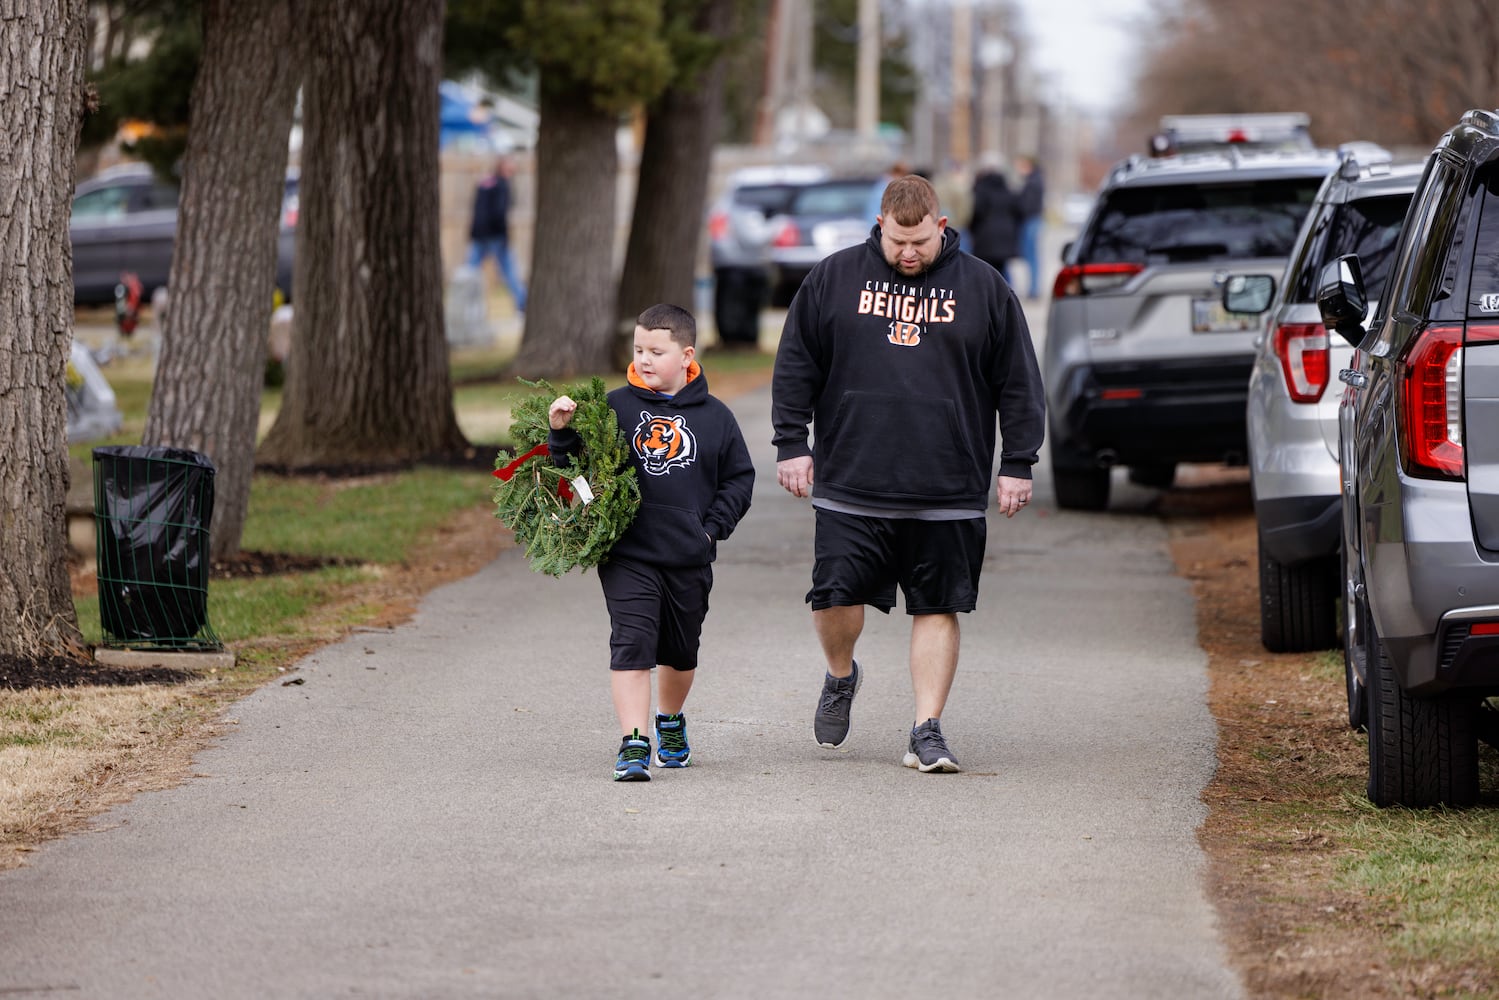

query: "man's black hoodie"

left=772, top=225, right=1045, bottom=512
left=551, top=364, right=754, bottom=568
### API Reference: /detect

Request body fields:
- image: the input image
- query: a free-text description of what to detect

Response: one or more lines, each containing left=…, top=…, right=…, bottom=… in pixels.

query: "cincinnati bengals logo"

left=888, top=321, right=923, bottom=346
left=632, top=411, right=696, bottom=476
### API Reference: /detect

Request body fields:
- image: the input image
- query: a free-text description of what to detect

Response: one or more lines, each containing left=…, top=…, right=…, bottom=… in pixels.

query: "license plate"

left=1191, top=297, right=1258, bottom=333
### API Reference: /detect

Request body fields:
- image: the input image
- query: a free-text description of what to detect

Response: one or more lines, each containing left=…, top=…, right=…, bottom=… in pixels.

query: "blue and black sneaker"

left=655, top=712, right=691, bottom=767
left=614, top=730, right=651, bottom=782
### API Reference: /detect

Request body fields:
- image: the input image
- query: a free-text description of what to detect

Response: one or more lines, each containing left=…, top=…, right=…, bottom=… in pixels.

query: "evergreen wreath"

left=492, top=376, right=640, bottom=577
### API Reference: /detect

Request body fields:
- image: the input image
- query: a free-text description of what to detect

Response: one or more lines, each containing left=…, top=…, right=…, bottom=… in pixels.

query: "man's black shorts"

left=807, top=509, right=985, bottom=615
left=597, top=557, right=713, bottom=671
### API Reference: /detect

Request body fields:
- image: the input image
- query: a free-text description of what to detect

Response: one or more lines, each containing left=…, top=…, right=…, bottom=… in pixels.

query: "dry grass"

left=1, top=680, right=222, bottom=859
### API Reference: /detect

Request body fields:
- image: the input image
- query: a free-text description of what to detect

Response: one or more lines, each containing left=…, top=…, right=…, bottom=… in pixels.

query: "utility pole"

left=950, top=0, right=972, bottom=167
left=755, top=0, right=790, bottom=146
left=856, top=0, right=880, bottom=141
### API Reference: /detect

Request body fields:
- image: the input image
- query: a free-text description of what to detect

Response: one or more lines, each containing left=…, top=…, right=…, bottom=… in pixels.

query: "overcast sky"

left=1012, top=0, right=1155, bottom=114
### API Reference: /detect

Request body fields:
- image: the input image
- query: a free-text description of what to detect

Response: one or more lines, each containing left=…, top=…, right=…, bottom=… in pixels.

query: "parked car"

left=1224, top=149, right=1422, bottom=653
left=706, top=165, right=828, bottom=345
left=1149, top=112, right=1316, bottom=157
left=1317, top=108, right=1499, bottom=808
left=766, top=175, right=879, bottom=307
left=1043, top=144, right=1340, bottom=510
left=70, top=162, right=298, bottom=307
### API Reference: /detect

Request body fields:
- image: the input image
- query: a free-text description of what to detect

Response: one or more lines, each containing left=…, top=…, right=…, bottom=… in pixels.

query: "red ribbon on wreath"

left=493, top=443, right=573, bottom=502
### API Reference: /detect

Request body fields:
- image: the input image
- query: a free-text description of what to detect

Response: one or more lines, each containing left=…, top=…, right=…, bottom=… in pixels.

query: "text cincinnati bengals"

left=856, top=280, right=957, bottom=324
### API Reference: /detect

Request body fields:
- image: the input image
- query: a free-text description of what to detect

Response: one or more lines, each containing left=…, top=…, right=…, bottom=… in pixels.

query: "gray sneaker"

left=814, top=660, right=862, bottom=748
left=902, top=718, right=961, bottom=773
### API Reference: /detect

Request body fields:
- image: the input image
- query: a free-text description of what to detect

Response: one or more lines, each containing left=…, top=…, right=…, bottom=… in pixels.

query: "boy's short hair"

left=880, top=175, right=941, bottom=227
left=637, top=302, right=696, bottom=348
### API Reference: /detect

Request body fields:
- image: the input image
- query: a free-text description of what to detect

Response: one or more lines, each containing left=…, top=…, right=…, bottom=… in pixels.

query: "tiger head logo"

left=633, top=411, right=696, bottom=476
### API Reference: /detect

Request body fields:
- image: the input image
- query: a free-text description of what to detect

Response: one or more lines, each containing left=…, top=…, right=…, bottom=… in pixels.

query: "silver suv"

left=1318, top=108, right=1499, bottom=808
left=706, top=165, right=827, bottom=345
left=1044, top=146, right=1339, bottom=510
left=1224, top=151, right=1422, bottom=653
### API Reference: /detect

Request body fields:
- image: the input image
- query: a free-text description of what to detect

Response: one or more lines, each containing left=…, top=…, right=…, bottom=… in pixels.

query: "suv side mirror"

left=1222, top=274, right=1275, bottom=315
left=1316, top=253, right=1369, bottom=346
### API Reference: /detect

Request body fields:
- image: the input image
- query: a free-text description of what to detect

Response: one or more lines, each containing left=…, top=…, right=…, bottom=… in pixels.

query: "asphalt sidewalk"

left=0, top=375, right=1242, bottom=998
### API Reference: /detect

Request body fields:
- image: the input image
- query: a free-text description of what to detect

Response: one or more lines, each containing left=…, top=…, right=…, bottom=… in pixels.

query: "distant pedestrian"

left=969, top=155, right=1021, bottom=285
left=1015, top=154, right=1046, bottom=299
left=468, top=154, right=527, bottom=313
left=548, top=303, right=755, bottom=781
left=932, top=159, right=974, bottom=253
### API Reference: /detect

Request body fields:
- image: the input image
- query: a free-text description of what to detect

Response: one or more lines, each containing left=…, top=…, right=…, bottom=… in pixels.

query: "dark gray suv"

left=1044, top=146, right=1339, bottom=510
left=1319, top=108, right=1499, bottom=807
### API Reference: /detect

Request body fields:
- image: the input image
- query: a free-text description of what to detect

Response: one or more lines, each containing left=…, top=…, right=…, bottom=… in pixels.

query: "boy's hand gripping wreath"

left=492, top=377, right=640, bottom=577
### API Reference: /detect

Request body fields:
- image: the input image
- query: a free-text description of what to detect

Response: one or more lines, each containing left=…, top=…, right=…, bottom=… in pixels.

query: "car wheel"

left=1365, top=625, right=1479, bottom=808
left=1127, top=463, right=1176, bottom=489
left=713, top=268, right=767, bottom=346
left=1257, top=528, right=1338, bottom=653
left=1050, top=440, right=1110, bottom=510
left=769, top=276, right=797, bottom=309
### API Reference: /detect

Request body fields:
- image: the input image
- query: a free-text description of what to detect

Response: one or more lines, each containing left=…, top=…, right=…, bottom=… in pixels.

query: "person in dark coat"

left=467, top=153, right=527, bottom=313
left=1015, top=154, right=1047, bottom=299
left=969, top=161, right=1021, bottom=285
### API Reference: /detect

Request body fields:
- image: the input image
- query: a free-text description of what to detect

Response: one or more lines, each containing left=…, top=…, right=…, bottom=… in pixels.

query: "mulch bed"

left=0, top=655, right=198, bottom=691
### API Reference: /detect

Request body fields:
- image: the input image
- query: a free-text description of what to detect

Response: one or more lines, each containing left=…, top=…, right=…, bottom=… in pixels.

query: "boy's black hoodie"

left=772, top=226, right=1045, bottom=512
left=550, top=363, right=754, bottom=568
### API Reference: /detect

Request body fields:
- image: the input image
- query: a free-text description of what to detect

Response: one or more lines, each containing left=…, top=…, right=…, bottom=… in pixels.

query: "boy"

left=549, top=303, right=755, bottom=781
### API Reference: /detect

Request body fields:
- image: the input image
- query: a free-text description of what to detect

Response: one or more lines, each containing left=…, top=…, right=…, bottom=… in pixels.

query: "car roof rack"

left=1336, top=141, right=1393, bottom=179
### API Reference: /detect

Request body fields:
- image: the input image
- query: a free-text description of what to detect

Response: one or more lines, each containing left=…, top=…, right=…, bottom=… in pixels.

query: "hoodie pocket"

left=614, top=502, right=712, bottom=566
left=824, top=391, right=984, bottom=499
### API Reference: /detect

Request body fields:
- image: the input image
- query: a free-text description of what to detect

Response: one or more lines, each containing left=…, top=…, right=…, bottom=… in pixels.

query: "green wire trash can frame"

left=92, top=445, right=222, bottom=650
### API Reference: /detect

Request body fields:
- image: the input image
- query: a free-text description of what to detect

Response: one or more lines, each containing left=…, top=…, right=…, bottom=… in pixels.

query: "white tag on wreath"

left=571, top=475, right=596, bottom=505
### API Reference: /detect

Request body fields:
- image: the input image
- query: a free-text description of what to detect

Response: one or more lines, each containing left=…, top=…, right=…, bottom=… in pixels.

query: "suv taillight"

left=1273, top=322, right=1329, bottom=403
left=1052, top=262, right=1143, bottom=299
left=708, top=211, right=729, bottom=242
left=772, top=221, right=800, bottom=248
left=1399, top=323, right=1464, bottom=479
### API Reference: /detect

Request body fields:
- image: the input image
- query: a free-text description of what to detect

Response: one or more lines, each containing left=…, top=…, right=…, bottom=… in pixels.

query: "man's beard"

left=886, top=254, right=933, bottom=276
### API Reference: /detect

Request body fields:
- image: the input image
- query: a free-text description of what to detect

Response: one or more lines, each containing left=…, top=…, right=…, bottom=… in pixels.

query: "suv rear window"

left=732, top=184, right=801, bottom=219
left=788, top=181, right=872, bottom=216
left=1289, top=194, right=1412, bottom=303
left=1082, top=178, right=1323, bottom=265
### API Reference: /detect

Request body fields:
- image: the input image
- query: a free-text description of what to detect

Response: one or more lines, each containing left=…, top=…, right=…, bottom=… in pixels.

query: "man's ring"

left=1019, top=498, right=1027, bottom=504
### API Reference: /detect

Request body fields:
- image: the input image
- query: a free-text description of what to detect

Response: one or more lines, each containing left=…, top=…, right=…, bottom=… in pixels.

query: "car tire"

left=769, top=275, right=797, bottom=309
left=1257, top=529, right=1338, bottom=653
left=1050, top=439, right=1110, bottom=511
left=1127, top=463, right=1176, bottom=489
left=713, top=268, right=767, bottom=346
left=1365, top=625, right=1479, bottom=808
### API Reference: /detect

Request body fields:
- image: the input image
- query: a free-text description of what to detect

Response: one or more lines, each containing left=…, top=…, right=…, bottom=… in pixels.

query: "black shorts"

left=597, top=558, right=713, bottom=671
left=807, top=509, right=985, bottom=615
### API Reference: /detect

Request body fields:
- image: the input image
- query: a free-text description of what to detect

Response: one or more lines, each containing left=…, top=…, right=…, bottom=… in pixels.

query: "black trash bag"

left=93, top=446, right=216, bottom=644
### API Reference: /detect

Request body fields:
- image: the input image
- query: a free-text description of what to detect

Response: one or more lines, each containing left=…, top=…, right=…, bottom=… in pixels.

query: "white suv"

left=1225, top=151, right=1422, bottom=652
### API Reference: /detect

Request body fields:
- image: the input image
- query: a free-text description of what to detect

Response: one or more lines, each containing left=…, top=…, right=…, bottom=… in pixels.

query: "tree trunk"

left=0, top=0, right=88, bottom=658
left=509, top=78, right=620, bottom=378
left=257, top=0, right=466, bottom=470
left=615, top=0, right=734, bottom=359
left=142, top=0, right=304, bottom=562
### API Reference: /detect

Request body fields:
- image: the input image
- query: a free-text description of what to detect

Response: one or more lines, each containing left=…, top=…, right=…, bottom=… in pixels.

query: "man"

left=467, top=153, right=527, bottom=313
left=772, top=174, right=1045, bottom=773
